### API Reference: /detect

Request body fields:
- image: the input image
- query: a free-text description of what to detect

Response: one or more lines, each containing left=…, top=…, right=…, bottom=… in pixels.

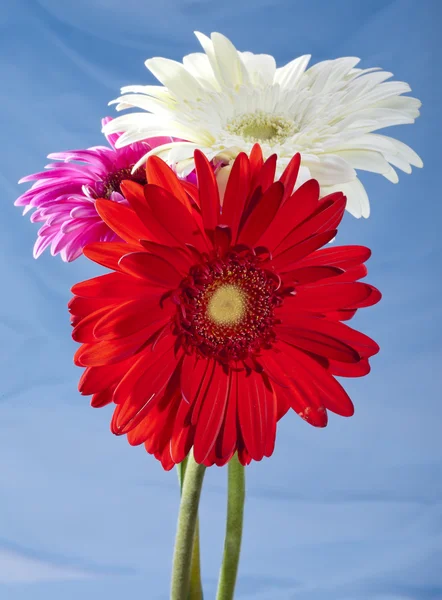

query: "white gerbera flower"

left=104, top=31, right=422, bottom=218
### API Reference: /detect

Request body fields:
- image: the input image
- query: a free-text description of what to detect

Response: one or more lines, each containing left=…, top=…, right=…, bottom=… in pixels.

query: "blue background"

left=1, top=0, right=441, bottom=598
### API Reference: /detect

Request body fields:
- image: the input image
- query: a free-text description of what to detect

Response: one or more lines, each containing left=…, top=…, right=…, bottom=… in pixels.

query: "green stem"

left=215, top=454, right=246, bottom=600
left=171, top=453, right=206, bottom=600
left=177, top=458, right=204, bottom=600
left=189, top=520, right=203, bottom=600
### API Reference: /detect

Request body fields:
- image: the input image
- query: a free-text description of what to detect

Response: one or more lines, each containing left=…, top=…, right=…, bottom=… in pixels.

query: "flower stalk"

left=215, top=454, right=246, bottom=600
left=171, top=452, right=206, bottom=600
left=177, top=458, right=204, bottom=600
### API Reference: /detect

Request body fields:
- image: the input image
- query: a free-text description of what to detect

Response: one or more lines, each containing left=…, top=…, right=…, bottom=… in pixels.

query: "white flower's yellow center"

left=207, top=284, right=247, bottom=326
left=226, top=111, right=296, bottom=145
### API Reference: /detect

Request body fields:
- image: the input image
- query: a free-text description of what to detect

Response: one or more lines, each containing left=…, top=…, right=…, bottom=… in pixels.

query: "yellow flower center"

left=207, top=284, right=247, bottom=326
left=226, top=111, right=296, bottom=145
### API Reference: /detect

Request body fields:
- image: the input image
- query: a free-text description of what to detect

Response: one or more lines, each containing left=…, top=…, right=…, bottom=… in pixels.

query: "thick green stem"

left=177, top=458, right=204, bottom=600
left=171, top=453, right=206, bottom=600
left=215, top=454, right=246, bottom=600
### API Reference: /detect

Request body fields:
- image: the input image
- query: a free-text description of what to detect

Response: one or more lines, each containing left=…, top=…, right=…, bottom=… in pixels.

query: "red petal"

left=284, top=282, right=375, bottom=312
left=248, top=144, right=265, bottom=190
left=263, top=348, right=328, bottom=427
left=194, top=150, right=220, bottom=233
left=190, top=361, right=217, bottom=426
left=193, top=363, right=230, bottom=463
left=328, top=358, right=371, bottom=378
left=111, top=336, right=179, bottom=434
left=295, top=245, right=371, bottom=270
left=170, top=398, right=195, bottom=464
left=237, top=445, right=253, bottom=466
left=269, top=230, right=337, bottom=271
left=93, top=296, right=172, bottom=340
left=128, top=391, right=181, bottom=448
left=144, top=184, right=208, bottom=252
left=215, top=369, right=238, bottom=464
left=213, top=225, right=232, bottom=253
left=238, top=182, right=284, bottom=247
left=72, top=306, right=112, bottom=343
left=91, top=388, right=114, bottom=408
left=276, top=392, right=291, bottom=420
left=258, top=179, right=320, bottom=250
left=274, top=194, right=346, bottom=256
left=181, top=355, right=210, bottom=404
left=263, top=375, right=277, bottom=457
left=146, top=156, right=193, bottom=212
left=221, top=153, right=251, bottom=242
left=140, top=240, right=193, bottom=275
left=128, top=412, right=159, bottom=447
left=326, top=309, right=358, bottom=322
left=279, top=154, right=301, bottom=203
left=118, top=251, right=182, bottom=287
left=249, top=153, right=277, bottom=198
left=237, top=370, right=273, bottom=461
left=276, top=325, right=360, bottom=363
left=279, top=343, right=354, bottom=416
left=95, top=199, right=152, bottom=244
left=74, top=325, right=164, bottom=367
left=287, top=266, right=343, bottom=285
left=72, top=272, right=150, bottom=299
left=157, top=446, right=176, bottom=471
left=350, top=284, right=382, bottom=308
left=277, top=315, right=379, bottom=359
left=83, top=242, right=140, bottom=271
left=120, top=180, right=178, bottom=246
left=180, top=180, right=199, bottom=204
left=69, top=296, right=116, bottom=317
left=327, top=264, right=368, bottom=283
left=79, top=356, right=136, bottom=395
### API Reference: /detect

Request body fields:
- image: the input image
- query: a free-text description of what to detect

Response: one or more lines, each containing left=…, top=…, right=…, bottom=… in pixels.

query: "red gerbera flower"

left=70, top=145, right=381, bottom=470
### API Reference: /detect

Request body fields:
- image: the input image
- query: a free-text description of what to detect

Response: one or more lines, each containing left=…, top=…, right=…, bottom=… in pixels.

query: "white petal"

left=182, top=53, right=220, bottom=91
left=110, top=94, right=172, bottom=117
left=336, top=108, right=415, bottom=131
left=103, top=33, right=422, bottom=220
left=211, top=32, right=249, bottom=89
left=239, top=51, right=276, bottom=86
left=274, top=55, right=311, bottom=89
left=381, top=164, right=399, bottom=183
left=375, top=95, right=421, bottom=118
left=176, top=157, right=199, bottom=177
left=378, top=135, right=423, bottom=167
left=194, top=31, right=224, bottom=88
left=362, top=81, right=412, bottom=105
left=334, top=149, right=395, bottom=175
left=306, top=155, right=356, bottom=186
left=120, top=85, right=174, bottom=102
left=216, top=164, right=233, bottom=204
left=311, top=57, right=361, bottom=94
left=323, top=178, right=370, bottom=218
left=103, top=114, right=206, bottom=146
left=293, top=165, right=313, bottom=189
left=145, top=57, right=203, bottom=99
left=167, top=142, right=203, bottom=163
left=382, top=153, right=412, bottom=174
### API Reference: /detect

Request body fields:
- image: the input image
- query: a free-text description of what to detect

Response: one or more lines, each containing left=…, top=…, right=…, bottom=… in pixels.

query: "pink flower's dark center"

left=102, top=165, right=147, bottom=198
left=176, top=251, right=285, bottom=363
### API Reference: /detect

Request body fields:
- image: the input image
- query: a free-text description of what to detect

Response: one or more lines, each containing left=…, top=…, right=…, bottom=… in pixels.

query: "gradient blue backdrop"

left=1, top=1, right=440, bottom=598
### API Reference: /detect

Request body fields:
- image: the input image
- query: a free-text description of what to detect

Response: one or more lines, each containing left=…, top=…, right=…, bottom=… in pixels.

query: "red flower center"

left=176, top=250, right=285, bottom=362
left=102, top=166, right=147, bottom=198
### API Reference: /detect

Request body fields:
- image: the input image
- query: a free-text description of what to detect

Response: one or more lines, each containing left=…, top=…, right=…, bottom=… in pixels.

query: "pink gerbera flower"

left=15, top=117, right=175, bottom=262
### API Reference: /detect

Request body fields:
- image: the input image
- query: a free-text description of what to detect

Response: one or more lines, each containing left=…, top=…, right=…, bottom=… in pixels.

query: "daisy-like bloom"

left=15, top=117, right=174, bottom=261
left=70, top=146, right=381, bottom=469
left=104, top=31, right=422, bottom=218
